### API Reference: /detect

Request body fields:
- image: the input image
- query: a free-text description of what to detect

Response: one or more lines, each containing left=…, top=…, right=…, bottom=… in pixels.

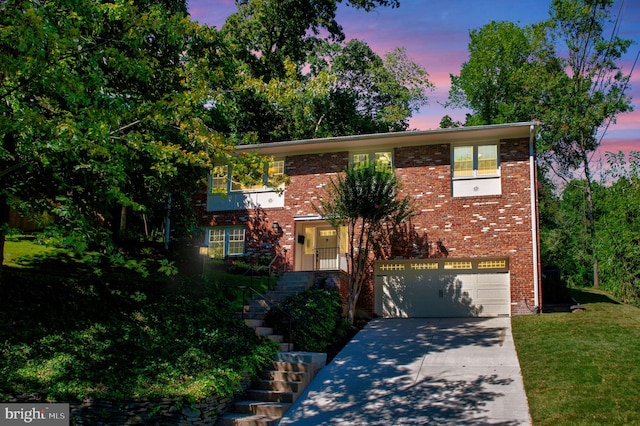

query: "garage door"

left=374, top=258, right=510, bottom=318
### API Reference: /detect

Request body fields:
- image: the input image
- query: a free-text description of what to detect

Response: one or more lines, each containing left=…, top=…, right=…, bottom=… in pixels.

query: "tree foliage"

left=598, top=152, right=640, bottom=302
left=447, top=20, right=543, bottom=126
left=446, top=0, right=634, bottom=288
left=214, top=0, right=430, bottom=143
left=0, top=0, right=233, bottom=268
left=221, top=0, right=399, bottom=81
left=541, top=152, right=640, bottom=303
left=314, top=162, right=415, bottom=323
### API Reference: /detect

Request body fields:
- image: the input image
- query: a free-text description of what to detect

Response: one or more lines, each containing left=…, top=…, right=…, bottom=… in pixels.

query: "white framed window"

left=452, top=143, right=499, bottom=178
left=208, top=228, right=225, bottom=258
left=211, top=159, right=285, bottom=193
left=207, top=227, right=245, bottom=258
left=351, top=150, right=393, bottom=170
left=227, top=228, right=245, bottom=256
left=267, top=159, right=285, bottom=183
left=231, top=164, right=264, bottom=191
left=211, top=165, right=228, bottom=193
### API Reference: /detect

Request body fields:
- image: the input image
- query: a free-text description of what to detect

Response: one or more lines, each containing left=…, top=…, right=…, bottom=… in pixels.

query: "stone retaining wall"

left=69, top=396, right=231, bottom=425
left=7, top=380, right=251, bottom=425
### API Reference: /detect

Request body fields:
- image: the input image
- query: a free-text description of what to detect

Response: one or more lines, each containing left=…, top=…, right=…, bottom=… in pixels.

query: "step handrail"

left=240, top=254, right=280, bottom=288
left=267, top=254, right=279, bottom=288
left=268, top=254, right=279, bottom=274
left=241, top=285, right=296, bottom=351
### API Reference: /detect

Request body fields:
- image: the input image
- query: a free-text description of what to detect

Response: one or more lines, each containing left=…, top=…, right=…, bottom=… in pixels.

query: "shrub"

left=267, top=288, right=344, bottom=352
left=0, top=271, right=278, bottom=402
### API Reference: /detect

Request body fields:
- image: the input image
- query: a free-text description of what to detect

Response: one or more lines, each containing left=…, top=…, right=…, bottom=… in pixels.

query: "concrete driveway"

left=278, top=317, right=531, bottom=425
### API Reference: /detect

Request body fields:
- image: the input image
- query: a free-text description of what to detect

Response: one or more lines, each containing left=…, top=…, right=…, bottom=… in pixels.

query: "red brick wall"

left=393, top=138, right=537, bottom=315
left=200, top=138, right=539, bottom=315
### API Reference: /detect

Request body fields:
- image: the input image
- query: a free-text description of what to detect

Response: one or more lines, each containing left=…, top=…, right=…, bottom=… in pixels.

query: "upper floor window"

left=268, top=160, right=285, bottom=181
left=211, top=159, right=285, bottom=193
left=452, top=144, right=499, bottom=178
left=211, top=165, right=228, bottom=193
left=352, top=151, right=393, bottom=170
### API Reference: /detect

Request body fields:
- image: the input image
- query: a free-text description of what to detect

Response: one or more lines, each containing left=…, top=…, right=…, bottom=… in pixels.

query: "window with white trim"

left=208, top=227, right=245, bottom=258
left=211, top=165, right=228, bottom=193
left=267, top=159, right=285, bottom=183
left=351, top=150, right=393, bottom=170
left=452, top=144, right=499, bottom=178
left=210, top=159, right=285, bottom=193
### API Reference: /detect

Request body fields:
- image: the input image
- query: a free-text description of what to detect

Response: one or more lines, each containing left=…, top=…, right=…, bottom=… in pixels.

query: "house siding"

left=200, top=136, right=538, bottom=316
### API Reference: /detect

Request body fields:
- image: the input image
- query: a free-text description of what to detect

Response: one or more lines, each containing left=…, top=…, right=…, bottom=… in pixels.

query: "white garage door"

left=374, top=258, right=510, bottom=318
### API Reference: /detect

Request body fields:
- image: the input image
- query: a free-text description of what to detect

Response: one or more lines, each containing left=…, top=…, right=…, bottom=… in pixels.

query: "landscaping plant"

left=266, top=287, right=345, bottom=353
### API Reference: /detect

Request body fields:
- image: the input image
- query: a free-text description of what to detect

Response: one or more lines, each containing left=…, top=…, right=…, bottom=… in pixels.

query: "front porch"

left=293, top=218, right=347, bottom=273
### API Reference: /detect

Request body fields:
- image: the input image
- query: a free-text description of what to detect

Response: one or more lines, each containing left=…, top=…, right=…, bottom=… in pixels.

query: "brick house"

left=199, top=122, right=542, bottom=317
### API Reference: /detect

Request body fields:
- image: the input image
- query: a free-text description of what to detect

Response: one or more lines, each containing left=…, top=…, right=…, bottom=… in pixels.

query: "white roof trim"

left=234, top=122, right=539, bottom=157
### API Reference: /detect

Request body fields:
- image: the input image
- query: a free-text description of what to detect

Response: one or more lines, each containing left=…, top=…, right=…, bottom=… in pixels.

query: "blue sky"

left=188, top=0, right=639, bottom=158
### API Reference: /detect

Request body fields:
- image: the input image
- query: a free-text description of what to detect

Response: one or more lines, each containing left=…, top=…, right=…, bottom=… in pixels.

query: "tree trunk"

left=120, top=205, right=127, bottom=238
left=581, top=142, right=599, bottom=288
left=0, top=132, right=16, bottom=272
left=345, top=278, right=360, bottom=325
left=0, top=193, right=10, bottom=283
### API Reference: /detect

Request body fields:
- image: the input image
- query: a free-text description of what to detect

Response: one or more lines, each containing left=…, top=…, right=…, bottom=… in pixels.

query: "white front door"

left=295, top=222, right=341, bottom=271
left=316, top=227, right=338, bottom=270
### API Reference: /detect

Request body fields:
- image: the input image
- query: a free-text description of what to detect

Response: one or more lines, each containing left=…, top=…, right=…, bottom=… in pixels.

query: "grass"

left=3, top=234, right=65, bottom=267
left=512, top=288, right=640, bottom=425
left=0, top=235, right=278, bottom=403
left=13, top=234, right=639, bottom=421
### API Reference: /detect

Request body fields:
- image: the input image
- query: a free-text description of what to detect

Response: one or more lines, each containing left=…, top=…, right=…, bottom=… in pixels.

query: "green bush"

left=266, top=288, right=344, bottom=352
left=0, top=270, right=278, bottom=402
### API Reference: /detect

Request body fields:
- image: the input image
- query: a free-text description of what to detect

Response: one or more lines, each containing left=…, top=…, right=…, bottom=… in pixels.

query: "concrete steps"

left=215, top=352, right=326, bottom=426
left=235, top=400, right=292, bottom=417
left=239, top=271, right=315, bottom=352
left=216, top=273, right=323, bottom=426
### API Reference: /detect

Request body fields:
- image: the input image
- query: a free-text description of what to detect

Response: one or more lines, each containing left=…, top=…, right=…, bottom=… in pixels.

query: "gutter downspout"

left=529, top=125, right=541, bottom=311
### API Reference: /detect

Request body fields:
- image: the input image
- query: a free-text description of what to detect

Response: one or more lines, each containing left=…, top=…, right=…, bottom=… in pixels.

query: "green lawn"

left=2, top=234, right=64, bottom=267
left=512, top=289, right=640, bottom=425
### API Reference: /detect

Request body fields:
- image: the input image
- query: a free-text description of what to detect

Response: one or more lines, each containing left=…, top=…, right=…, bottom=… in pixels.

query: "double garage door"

left=374, top=258, right=510, bottom=318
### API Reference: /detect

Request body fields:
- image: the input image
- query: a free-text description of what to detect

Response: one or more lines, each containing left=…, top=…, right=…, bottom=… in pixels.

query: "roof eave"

left=235, top=121, right=539, bottom=156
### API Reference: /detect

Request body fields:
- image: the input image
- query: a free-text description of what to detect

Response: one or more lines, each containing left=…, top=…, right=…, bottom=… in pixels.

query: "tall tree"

left=314, top=161, right=415, bottom=324
left=445, top=0, right=634, bottom=288
left=537, top=0, right=633, bottom=287
left=0, top=0, right=231, bottom=269
left=329, top=41, right=431, bottom=133
left=221, top=0, right=399, bottom=81
left=213, top=0, right=432, bottom=143
left=446, top=20, right=542, bottom=126
left=216, top=40, right=431, bottom=143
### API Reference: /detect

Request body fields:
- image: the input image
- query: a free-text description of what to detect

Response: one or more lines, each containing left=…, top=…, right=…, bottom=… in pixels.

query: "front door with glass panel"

left=316, top=227, right=338, bottom=270
left=295, top=222, right=341, bottom=271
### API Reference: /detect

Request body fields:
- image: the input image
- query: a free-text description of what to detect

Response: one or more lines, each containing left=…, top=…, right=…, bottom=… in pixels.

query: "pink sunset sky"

left=188, top=0, right=640, bottom=160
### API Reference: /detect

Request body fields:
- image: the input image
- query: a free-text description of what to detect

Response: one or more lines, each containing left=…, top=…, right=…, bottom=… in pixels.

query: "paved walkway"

left=278, top=317, right=531, bottom=425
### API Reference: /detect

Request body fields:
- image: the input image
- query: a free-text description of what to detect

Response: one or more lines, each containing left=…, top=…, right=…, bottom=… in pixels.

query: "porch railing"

left=316, top=247, right=339, bottom=270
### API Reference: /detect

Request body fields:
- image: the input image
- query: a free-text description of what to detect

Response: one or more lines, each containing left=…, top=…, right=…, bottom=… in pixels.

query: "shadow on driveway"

left=279, top=317, right=530, bottom=425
